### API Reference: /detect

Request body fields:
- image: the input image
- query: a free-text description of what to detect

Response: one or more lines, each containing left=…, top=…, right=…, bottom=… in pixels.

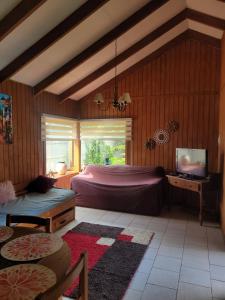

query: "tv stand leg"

left=199, top=188, right=203, bottom=226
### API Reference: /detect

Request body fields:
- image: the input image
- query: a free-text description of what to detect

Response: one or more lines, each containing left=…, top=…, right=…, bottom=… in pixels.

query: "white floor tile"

left=143, top=247, right=158, bottom=260
left=185, top=235, right=208, bottom=247
left=123, top=288, right=142, bottom=300
left=180, top=266, right=211, bottom=287
left=161, top=237, right=184, bottom=248
left=210, top=265, right=225, bottom=282
left=182, top=254, right=210, bottom=271
left=129, top=272, right=148, bottom=291
left=141, top=284, right=176, bottom=300
left=147, top=222, right=167, bottom=233
left=177, top=282, right=212, bottom=300
left=137, top=258, right=154, bottom=274
left=154, top=255, right=181, bottom=273
left=149, top=237, right=161, bottom=249
left=209, top=251, right=225, bottom=267
left=211, top=280, right=225, bottom=299
left=158, top=245, right=183, bottom=259
left=183, top=244, right=208, bottom=258
left=147, top=268, right=179, bottom=289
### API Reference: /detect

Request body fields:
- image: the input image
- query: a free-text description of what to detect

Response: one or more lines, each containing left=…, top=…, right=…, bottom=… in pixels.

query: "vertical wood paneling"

left=219, top=32, right=225, bottom=234
left=0, top=81, right=79, bottom=190
left=80, top=38, right=220, bottom=172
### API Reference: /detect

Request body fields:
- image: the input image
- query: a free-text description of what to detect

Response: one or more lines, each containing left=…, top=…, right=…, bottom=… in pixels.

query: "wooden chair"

left=6, top=214, right=51, bottom=233
left=36, top=251, right=88, bottom=300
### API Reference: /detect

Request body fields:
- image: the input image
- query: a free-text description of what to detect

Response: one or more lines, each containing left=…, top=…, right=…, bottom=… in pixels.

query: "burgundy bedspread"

left=71, top=165, right=165, bottom=215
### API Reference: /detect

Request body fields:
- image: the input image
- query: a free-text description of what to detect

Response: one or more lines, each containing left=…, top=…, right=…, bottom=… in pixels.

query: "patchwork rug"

left=63, top=222, right=154, bottom=300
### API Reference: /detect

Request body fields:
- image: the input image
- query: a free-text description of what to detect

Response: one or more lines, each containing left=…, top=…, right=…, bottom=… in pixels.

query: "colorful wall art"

left=0, top=93, right=12, bottom=144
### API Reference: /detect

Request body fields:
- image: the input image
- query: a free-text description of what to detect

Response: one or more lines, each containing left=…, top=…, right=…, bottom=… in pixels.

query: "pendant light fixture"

left=94, top=39, right=131, bottom=112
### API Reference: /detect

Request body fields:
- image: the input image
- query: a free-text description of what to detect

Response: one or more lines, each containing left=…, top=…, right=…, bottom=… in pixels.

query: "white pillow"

left=0, top=180, right=16, bottom=204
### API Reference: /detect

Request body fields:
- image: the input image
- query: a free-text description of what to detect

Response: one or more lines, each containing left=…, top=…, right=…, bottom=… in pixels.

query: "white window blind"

left=80, top=118, right=132, bottom=141
left=41, top=115, right=78, bottom=141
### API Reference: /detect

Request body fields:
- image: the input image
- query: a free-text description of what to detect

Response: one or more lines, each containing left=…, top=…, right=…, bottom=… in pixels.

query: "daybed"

left=0, top=187, right=76, bottom=232
left=71, top=165, right=165, bottom=216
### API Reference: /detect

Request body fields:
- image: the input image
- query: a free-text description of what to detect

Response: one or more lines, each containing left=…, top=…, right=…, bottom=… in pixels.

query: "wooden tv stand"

left=166, top=175, right=217, bottom=226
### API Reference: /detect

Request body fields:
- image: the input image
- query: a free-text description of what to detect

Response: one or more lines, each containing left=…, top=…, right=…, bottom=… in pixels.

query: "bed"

left=71, top=165, right=165, bottom=215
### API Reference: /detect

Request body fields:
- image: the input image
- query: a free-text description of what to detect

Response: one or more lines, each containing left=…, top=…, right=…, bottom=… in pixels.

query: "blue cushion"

left=0, top=188, right=75, bottom=226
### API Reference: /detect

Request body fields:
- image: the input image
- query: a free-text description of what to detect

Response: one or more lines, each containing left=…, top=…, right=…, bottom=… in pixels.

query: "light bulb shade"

left=94, top=93, right=104, bottom=104
left=122, top=93, right=131, bottom=103
left=117, top=96, right=123, bottom=104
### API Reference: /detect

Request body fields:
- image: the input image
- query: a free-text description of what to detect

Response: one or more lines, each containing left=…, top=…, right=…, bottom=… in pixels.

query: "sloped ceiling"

left=0, top=0, right=224, bottom=101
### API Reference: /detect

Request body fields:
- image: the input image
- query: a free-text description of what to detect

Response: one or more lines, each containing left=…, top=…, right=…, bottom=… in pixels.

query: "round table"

left=0, top=227, right=71, bottom=284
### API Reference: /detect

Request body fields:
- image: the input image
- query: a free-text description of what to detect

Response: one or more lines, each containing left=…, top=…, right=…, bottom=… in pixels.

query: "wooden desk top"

left=166, top=174, right=210, bottom=183
left=0, top=227, right=71, bottom=283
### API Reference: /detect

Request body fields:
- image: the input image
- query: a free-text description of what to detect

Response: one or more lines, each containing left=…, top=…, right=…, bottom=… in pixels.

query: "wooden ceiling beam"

left=59, top=10, right=187, bottom=102
left=0, top=0, right=109, bottom=83
left=77, top=29, right=220, bottom=102
left=0, top=0, right=47, bottom=42
left=59, top=7, right=224, bottom=102
left=186, top=8, right=225, bottom=30
left=33, top=0, right=170, bottom=95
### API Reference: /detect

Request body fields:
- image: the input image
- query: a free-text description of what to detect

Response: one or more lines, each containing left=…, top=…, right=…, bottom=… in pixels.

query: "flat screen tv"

left=176, top=148, right=208, bottom=178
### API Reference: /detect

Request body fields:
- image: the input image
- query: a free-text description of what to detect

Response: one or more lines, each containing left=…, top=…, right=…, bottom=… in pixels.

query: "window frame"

left=80, top=118, right=132, bottom=167
left=42, top=116, right=132, bottom=174
left=41, top=114, right=79, bottom=175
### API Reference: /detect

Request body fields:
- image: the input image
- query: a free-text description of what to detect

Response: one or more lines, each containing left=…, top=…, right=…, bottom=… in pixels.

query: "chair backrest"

left=6, top=214, right=51, bottom=233
left=36, top=251, right=88, bottom=300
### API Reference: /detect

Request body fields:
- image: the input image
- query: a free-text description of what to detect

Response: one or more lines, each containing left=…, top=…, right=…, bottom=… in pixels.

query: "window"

left=80, top=118, right=132, bottom=166
left=41, top=115, right=77, bottom=173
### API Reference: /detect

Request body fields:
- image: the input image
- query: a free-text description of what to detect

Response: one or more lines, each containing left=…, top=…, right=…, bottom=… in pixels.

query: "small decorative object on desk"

left=0, top=264, right=56, bottom=300
left=47, top=169, right=55, bottom=178
left=1, top=233, right=63, bottom=261
left=0, top=226, right=14, bottom=243
left=56, top=161, right=67, bottom=175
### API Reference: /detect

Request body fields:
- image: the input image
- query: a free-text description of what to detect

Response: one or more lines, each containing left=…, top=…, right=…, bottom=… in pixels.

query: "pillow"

left=0, top=180, right=16, bottom=204
left=154, top=166, right=165, bottom=177
left=26, top=176, right=57, bottom=193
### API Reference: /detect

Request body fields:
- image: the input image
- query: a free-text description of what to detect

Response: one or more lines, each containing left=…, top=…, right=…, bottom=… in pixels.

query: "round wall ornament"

left=154, top=129, right=170, bottom=144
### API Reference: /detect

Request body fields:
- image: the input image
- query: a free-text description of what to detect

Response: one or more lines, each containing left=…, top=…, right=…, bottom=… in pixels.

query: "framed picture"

left=0, top=93, right=12, bottom=144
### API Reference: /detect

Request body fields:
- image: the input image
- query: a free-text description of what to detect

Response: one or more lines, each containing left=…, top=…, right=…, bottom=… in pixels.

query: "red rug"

left=63, top=222, right=154, bottom=300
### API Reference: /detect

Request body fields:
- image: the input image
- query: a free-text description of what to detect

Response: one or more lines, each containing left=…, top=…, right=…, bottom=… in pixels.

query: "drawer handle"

left=59, top=219, right=66, bottom=225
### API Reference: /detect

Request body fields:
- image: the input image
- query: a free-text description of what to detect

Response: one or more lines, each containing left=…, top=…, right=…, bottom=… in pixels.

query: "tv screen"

left=176, top=148, right=208, bottom=178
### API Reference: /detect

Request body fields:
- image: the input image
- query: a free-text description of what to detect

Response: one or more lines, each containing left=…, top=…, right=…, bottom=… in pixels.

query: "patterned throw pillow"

left=26, top=176, right=57, bottom=193
left=0, top=181, right=16, bottom=204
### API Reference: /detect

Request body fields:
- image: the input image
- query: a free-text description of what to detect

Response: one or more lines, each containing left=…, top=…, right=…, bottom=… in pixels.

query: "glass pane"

left=81, top=140, right=125, bottom=167
left=46, top=141, right=73, bottom=173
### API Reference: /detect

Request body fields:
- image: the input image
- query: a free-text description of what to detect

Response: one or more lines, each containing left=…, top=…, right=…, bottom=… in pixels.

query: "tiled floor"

left=60, top=206, right=225, bottom=300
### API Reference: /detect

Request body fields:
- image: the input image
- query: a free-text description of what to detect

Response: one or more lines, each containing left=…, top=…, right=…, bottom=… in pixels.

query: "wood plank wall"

left=0, top=80, right=79, bottom=190
left=80, top=38, right=220, bottom=172
left=219, top=32, right=225, bottom=233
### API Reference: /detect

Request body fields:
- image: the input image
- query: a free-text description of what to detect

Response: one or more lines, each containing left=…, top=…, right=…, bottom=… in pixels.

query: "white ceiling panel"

left=46, top=0, right=186, bottom=94
left=186, top=0, right=225, bottom=19
left=12, top=0, right=149, bottom=86
left=188, top=19, right=224, bottom=39
left=0, top=0, right=224, bottom=101
left=0, top=0, right=21, bottom=20
left=0, top=0, right=86, bottom=69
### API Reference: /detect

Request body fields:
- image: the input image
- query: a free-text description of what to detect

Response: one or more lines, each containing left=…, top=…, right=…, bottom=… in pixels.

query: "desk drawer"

left=184, top=181, right=199, bottom=192
left=52, top=208, right=74, bottom=232
left=168, top=177, right=185, bottom=188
